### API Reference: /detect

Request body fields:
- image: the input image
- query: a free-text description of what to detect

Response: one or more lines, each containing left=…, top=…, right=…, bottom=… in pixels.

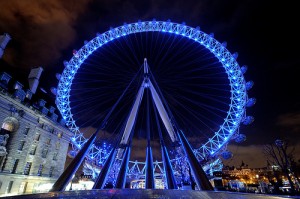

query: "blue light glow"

left=56, top=20, right=249, bottom=168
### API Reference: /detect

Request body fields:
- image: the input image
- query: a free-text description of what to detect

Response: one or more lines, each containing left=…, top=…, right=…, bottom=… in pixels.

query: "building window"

left=18, top=140, right=25, bottom=151
left=37, top=164, right=43, bottom=176
left=6, top=181, right=13, bottom=194
left=34, top=133, right=40, bottom=141
left=23, top=162, right=32, bottom=175
left=55, top=141, right=60, bottom=150
left=18, top=182, right=27, bottom=194
left=49, top=166, right=54, bottom=177
left=11, top=159, right=19, bottom=174
left=53, top=152, right=58, bottom=161
left=46, top=138, right=51, bottom=145
left=23, top=127, right=30, bottom=135
left=29, top=145, right=37, bottom=155
left=57, top=132, right=62, bottom=138
left=41, top=148, right=48, bottom=158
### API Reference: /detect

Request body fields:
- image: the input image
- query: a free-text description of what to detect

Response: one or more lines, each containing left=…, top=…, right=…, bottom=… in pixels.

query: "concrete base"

left=3, top=189, right=299, bottom=199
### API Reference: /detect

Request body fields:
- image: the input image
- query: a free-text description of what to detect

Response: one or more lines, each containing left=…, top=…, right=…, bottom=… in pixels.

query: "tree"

left=264, top=139, right=296, bottom=194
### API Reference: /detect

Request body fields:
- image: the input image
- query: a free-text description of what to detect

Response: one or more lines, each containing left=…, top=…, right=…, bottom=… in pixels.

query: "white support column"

left=149, top=80, right=177, bottom=142
left=120, top=80, right=146, bottom=144
left=120, top=58, right=177, bottom=144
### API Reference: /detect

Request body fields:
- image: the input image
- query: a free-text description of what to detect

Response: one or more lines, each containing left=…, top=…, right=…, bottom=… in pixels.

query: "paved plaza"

left=4, top=189, right=300, bottom=199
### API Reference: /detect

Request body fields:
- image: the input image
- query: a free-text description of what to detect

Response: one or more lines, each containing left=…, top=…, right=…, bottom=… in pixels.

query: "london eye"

left=55, top=20, right=255, bottom=190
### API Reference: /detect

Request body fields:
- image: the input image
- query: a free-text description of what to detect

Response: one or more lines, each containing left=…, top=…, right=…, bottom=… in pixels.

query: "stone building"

left=0, top=71, right=72, bottom=196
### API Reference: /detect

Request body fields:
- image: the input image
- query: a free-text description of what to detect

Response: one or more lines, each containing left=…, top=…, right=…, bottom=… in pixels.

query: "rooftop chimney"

left=0, top=33, right=11, bottom=58
left=28, top=67, right=43, bottom=94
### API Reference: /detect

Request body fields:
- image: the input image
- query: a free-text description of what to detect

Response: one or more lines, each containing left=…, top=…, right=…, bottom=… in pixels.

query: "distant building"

left=221, top=162, right=273, bottom=193
left=0, top=68, right=72, bottom=196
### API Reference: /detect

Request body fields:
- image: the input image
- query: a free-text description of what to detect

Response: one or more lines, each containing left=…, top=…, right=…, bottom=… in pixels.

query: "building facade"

left=0, top=72, right=73, bottom=196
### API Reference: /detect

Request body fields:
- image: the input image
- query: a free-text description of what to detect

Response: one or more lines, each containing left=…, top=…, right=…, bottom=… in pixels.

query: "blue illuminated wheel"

left=56, top=20, right=253, bottom=178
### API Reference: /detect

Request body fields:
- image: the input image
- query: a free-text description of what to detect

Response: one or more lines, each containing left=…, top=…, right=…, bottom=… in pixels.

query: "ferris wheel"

left=56, top=20, right=255, bottom=189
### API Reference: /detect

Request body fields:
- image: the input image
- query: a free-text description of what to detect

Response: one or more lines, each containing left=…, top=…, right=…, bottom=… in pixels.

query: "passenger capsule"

left=55, top=73, right=61, bottom=80
left=242, top=116, right=254, bottom=125
left=246, top=81, right=254, bottom=90
left=246, top=98, right=256, bottom=107
left=241, top=65, right=248, bottom=74
left=63, top=60, right=69, bottom=67
left=50, top=87, right=57, bottom=96
left=233, top=52, right=239, bottom=59
left=222, top=42, right=227, bottom=47
left=221, top=151, right=233, bottom=160
left=275, top=139, right=284, bottom=147
left=72, top=49, right=79, bottom=58
left=235, top=134, right=246, bottom=143
left=68, top=150, right=77, bottom=158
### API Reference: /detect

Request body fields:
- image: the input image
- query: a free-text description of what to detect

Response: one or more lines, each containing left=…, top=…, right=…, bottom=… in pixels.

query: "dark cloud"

left=275, top=112, right=300, bottom=144
left=277, top=112, right=300, bottom=130
left=0, top=0, right=91, bottom=69
left=224, top=144, right=300, bottom=168
left=223, top=145, right=266, bottom=168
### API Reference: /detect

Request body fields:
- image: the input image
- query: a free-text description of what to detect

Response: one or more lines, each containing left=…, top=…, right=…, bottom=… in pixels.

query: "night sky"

left=0, top=0, right=299, bottom=168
